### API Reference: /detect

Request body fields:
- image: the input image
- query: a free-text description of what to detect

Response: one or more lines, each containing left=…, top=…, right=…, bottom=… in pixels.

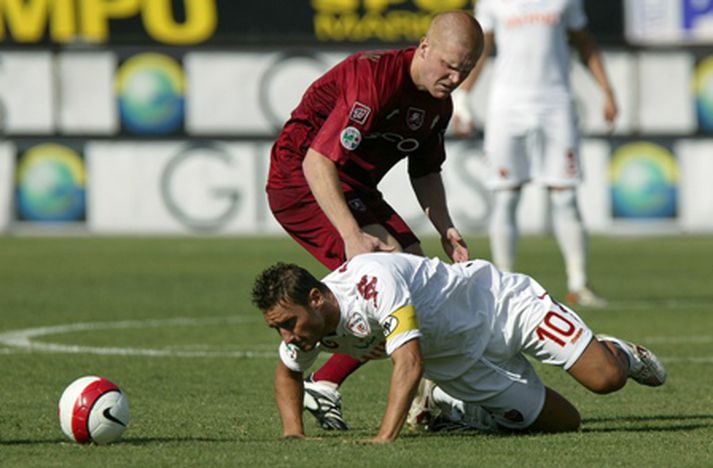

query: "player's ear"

left=308, top=287, right=323, bottom=308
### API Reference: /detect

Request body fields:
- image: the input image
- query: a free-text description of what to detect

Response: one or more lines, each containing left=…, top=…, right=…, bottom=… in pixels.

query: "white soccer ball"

left=58, top=376, right=130, bottom=444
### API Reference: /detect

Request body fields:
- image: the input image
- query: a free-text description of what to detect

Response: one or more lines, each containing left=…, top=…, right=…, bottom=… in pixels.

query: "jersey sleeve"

left=309, top=56, right=381, bottom=166
left=564, top=0, right=588, bottom=31
left=355, top=261, right=422, bottom=355
left=475, top=0, right=495, bottom=33
left=278, top=341, right=320, bottom=373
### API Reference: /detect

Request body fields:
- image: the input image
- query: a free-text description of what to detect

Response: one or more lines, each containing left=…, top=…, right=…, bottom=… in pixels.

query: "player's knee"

left=549, top=188, right=579, bottom=216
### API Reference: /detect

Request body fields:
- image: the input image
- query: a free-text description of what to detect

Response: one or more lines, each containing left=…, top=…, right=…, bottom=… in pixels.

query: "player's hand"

left=441, top=227, right=469, bottom=263
left=344, top=231, right=395, bottom=259
left=603, top=91, right=618, bottom=130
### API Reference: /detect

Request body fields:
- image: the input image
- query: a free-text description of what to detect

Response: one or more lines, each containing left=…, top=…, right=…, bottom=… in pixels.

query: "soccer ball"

left=58, top=376, right=130, bottom=444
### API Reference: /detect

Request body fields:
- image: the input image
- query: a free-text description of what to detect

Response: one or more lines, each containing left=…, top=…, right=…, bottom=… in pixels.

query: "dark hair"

left=251, top=263, right=327, bottom=311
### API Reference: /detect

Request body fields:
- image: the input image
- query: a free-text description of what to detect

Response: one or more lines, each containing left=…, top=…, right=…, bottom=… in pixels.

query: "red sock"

left=312, top=353, right=363, bottom=386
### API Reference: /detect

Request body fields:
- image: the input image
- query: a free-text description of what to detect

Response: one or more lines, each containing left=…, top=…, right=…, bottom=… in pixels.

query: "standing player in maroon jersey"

left=266, top=11, right=485, bottom=431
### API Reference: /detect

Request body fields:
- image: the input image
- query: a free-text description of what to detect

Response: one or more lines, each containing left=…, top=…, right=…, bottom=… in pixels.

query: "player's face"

left=420, top=40, right=476, bottom=99
left=263, top=300, right=326, bottom=352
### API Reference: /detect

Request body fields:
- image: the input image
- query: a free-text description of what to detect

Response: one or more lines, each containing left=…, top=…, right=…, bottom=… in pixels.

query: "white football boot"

left=597, top=335, right=667, bottom=386
left=303, top=378, right=349, bottom=430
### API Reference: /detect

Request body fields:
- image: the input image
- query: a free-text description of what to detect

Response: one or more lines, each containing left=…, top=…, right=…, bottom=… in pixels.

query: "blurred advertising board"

left=625, top=0, right=713, bottom=45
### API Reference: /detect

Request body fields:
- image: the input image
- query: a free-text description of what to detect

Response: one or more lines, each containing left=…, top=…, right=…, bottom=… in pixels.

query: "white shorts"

left=435, top=271, right=593, bottom=430
left=484, top=102, right=582, bottom=190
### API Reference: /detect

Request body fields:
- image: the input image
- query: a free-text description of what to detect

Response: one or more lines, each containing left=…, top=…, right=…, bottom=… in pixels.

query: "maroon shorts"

left=267, top=187, right=419, bottom=270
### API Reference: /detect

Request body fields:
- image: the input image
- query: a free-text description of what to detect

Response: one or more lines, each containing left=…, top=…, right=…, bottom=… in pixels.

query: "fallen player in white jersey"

left=252, top=252, right=666, bottom=443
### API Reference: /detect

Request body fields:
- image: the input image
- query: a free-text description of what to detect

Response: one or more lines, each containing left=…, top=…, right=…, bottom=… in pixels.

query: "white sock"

left=550, top=189, right=587, bottom=291
left=489, top=189, right=520, bottom=272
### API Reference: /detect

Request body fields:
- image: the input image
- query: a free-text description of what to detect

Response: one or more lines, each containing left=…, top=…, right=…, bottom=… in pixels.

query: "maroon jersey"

left=268, top=47, right=452, bottom=195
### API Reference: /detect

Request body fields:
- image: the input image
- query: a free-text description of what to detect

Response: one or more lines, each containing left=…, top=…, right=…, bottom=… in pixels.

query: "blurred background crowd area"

left=1, top=0, right=712, bottom=237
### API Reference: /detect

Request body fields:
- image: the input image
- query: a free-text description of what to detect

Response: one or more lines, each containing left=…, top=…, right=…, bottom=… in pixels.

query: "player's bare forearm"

left=410, top=173, right=469, bottom=262
left=274, top=360, right=306, bottom=438
left=410, top=173, right=454, bottom=235
left=303, top=149, right=392, bottom=257
left=373, top=339, right=424, bottom=443
left=302, top=149, right=360, bottom=240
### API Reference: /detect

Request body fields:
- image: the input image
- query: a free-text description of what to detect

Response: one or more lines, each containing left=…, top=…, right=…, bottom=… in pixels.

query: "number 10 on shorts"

left=536, top=310, right=581, bottom=347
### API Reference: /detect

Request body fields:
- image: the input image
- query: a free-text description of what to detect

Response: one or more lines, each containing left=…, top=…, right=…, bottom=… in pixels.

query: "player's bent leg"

left=596, top=335, right=667, bottom=387
left=527, top=387, right=581, bottom=433
left=567, top=337, right=628, bottom=394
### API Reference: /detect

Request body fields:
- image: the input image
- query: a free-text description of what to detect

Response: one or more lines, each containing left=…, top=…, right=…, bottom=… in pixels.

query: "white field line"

left=0, top=316, right=276, bottom=359
left=1, top=318, right=712, bottom=363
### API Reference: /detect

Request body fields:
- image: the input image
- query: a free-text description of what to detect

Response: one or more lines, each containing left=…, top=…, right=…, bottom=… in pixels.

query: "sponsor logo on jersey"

left=340, top=126, right=362, bottom=150
left=349, top=101, right=372, bottom=125
left=286, top=343, right=299, bottom=360
left=346, top=312, right=371, bottom=338
left=406, top=107, right=425, bottom=130
left=348, top=198, right=367, bottom=212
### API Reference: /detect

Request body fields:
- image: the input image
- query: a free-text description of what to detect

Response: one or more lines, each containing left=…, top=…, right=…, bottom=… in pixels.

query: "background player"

left=266, top=11, right=484, bottom=429
left=251, top=253, right=667, bottom=443
left=452, top=0, right=618, bottom=307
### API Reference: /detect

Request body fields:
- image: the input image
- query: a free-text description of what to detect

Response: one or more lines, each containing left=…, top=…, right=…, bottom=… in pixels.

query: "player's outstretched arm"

left=410, top=173, right=469, bottom=262
left=303, top=148, right=394, bottom=258
left=371, top=339, right=424, bottom=443
left=274, top=360, right=306, bottom=439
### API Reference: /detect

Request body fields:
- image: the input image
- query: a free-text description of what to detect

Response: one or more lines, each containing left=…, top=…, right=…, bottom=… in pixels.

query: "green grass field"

left=1, top=235, right=712, bottom=467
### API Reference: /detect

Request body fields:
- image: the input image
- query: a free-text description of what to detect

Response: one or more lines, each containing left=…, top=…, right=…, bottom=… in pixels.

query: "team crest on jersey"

left=349, top=101, right=372, bottom=125
left=340, top=126, right=362, bottom=150
left=406, top=107, right=425, bottom=130
left=346, top=312, right=371, bottom=338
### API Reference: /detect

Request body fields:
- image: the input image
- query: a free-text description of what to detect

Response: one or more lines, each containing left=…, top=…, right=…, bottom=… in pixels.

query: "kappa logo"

left=349, top=101, right=371, bottom=125
left=340, top=126, right=362, bottom=151
left=347, top=198, right=367, bottom=212
left=382, top=316, right=399, bottom=337
left=346, top=312, right=371, bottom=338
left=357, top=275, right=379, bottom=307
left=406, top=107, right=425, bottom=130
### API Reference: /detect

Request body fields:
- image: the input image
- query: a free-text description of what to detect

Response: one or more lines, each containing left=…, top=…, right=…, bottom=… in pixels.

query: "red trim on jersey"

left=71, top=378, right=119, bottom=443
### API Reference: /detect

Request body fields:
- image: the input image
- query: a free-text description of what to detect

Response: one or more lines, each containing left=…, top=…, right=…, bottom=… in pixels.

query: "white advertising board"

left=185, top=52, right=344, bottom=135
left=0, top=142, right=14, bottom=231
left=0, top=52, right=54, bottom=134
left=678, top=139, right=713, bottom=232
left=88, top=141, right=262, bottom=234
left=58, top=52, right=118, bottom=135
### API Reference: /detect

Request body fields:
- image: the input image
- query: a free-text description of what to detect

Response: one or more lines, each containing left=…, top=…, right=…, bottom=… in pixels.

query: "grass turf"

left=1, top=235, right=712, bottom=467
